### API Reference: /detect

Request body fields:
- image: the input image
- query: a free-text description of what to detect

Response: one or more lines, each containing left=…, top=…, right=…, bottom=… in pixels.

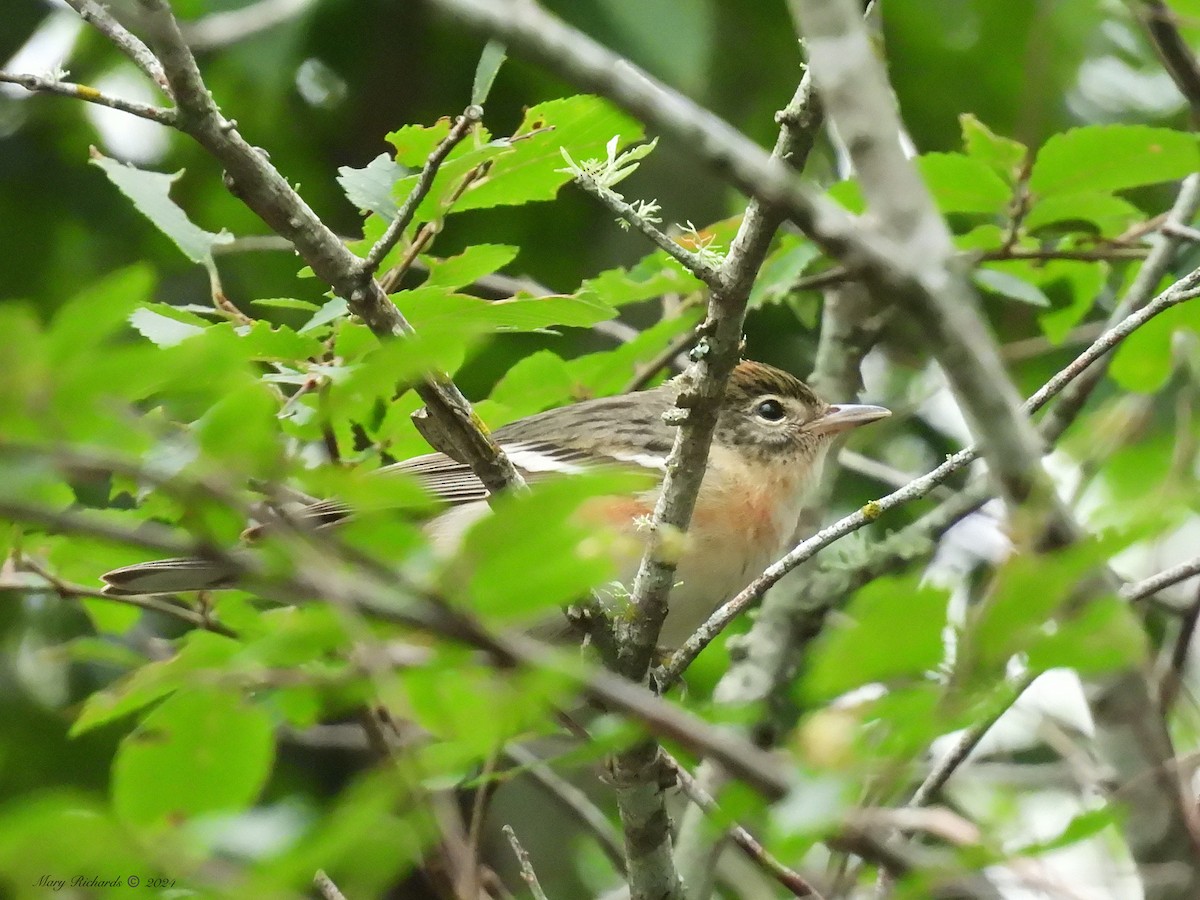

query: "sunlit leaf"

left=803, top=577, right=948, bottom=701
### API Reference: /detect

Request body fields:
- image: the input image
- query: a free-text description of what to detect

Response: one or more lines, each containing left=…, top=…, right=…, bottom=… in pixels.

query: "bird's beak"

left=808, top=403, right=891, bottom=435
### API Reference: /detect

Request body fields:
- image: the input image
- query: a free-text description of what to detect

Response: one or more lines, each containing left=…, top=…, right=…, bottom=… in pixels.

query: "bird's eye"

left=753, top=398, right=786, bottom=422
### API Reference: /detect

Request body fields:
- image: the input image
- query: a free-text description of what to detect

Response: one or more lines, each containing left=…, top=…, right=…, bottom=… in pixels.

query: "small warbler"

left=102, top=360, right=888, bottom=647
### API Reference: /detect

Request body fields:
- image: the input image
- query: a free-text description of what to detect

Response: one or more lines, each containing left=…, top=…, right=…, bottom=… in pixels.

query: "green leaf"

left=1029, top=125, right=1200, bottom=196
left=1025, top=595, right=1147, bottom=675
left=397, top=285, right=615, bottom=335
left=484, top=350, right=577, bottom=420
left=72, top=631, right=242, bottom=735
left=299, top=296, right=349, bottom=333
left=918, top=153, right=1012, bottom=214
left=422, top=244, right=519, bottom=290
left=1110, top=301, right=1192, bottom=392
left=973, top=268, right=1050, bottom=306
left=1012, top=807, right=1118, bottom=857
left=90, top=151, right=233, bottom=266
left=387, top=118, right=455, bottom=168
left=803, top=577, right=948, bottom=701
left=388, top=96, right=643, bottom=219
left=47, top=265, right=155, bottom=361
left=193, top=381, right=282, bottom=476
left=472, top=40, right=507, bottom=106
left=959, top=114, right=1027, bottom=183
left=227, top=319, right=325, bottom=361
left=112, top=687, right=274, bottom=830
left=580, top=251, right=703, bottom=306
left=337, top=152, right=404, bottom=219
left=1024, top=192, right=1142, bottom=236
left=567, top=312, right=701, bottom=396
left=968, top=534, right=1139, bottom=672
left=0, top=794, right=146, bottom=890
left=128, top=304, right=208, bottom=347
left=749, top=234, right=820, bottom=307
left=454, top=471, right=655, bottom=620
left=1036, top=260, right=1107, bottom=344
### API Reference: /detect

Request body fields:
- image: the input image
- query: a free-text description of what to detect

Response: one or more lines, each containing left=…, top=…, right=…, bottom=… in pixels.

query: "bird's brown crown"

left=724, top=361, right=823, bottom=410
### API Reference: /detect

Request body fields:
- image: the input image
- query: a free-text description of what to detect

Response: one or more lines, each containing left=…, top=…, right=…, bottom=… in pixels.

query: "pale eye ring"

left=753, top=398, right=786, bottom=423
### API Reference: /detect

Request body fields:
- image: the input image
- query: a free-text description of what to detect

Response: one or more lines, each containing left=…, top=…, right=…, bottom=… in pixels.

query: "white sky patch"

left=85, top=66, right=170, bottom=165
left=1, top=8, right=83, bottom=99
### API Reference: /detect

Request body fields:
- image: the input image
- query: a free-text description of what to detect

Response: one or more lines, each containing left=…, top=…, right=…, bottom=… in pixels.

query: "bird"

left=101, top=360, right=889, bottom=648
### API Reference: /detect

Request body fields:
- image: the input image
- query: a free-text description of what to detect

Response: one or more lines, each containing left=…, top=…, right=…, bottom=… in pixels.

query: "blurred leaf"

left=422, top=243, right=519, bottom=290
left=1110, top=301, right=1192, bottom=392
left=959, top=114, right=1027, bottom=183
left=918, top=152, right=1011, bottom=214
left=472, top=40, right=507, bottom=106
left=90, top=151, right=233, bottom=266
left=1012, top=807, right=1118, bottom=856
left=803, top=577, right=948, bottom=701
left=973, top=268, right=1050, bottom=306
left=454, top=470, right=654, bottom=619
left=1029, top=125, right=1200, bottom=196
left=0, top=793, right=148, bottom=895
left=398, top=285, right=615, bottom=334
left=46, top=265, right=155, bottom=361
left=749, top=234, right=821, bottom=307
left=129, top=305, right=208, bottom=347
left=1024, top=192, right=1141, bottom=236
left=580, top=250, right=703, bottom=306
left=404, top=655, right=572, bottom=754
left=193, top=381, right=281, bottom=477
left=72, top=631, right=241, bottom=735
left=112, top=687, right=273, bottom=830
left=1025, top=595, right=1147, bottom=675
left=967, top=534, right=1139, bottom=672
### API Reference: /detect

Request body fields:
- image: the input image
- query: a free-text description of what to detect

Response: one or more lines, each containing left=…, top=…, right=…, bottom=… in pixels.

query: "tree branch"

left=362, top=105, right=482, bottom=277
left=64, top=0, right=169, bottom=92
left=119, top=0, right=525, bottom=498
left=0, top=71, right=177, bottom=125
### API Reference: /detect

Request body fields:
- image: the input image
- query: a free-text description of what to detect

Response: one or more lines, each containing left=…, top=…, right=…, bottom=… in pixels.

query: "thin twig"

left=1122, top=555, right=1200, bottom=603
left=667, top=755, right=828, bottom=899
left=1161, top=584, right=1200, bottom=710
left=363, top=105, right=483, bottom=277
left=502, top=825, right=550, bottom=900
left=1140, top=0, right=1200, bottom=123
left=620, top=325, right=698, bottom=393
left=63, top=0, right=169, bottom=92
left=0, top=71, right=177, bottom=125
left=570, top=177, right=721, bottom=289
left=502, top=744, right=627, bottom=876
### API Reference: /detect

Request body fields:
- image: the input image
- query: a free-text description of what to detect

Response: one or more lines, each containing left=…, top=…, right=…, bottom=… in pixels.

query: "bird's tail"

left=101, top=558, right=237, bottom=595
